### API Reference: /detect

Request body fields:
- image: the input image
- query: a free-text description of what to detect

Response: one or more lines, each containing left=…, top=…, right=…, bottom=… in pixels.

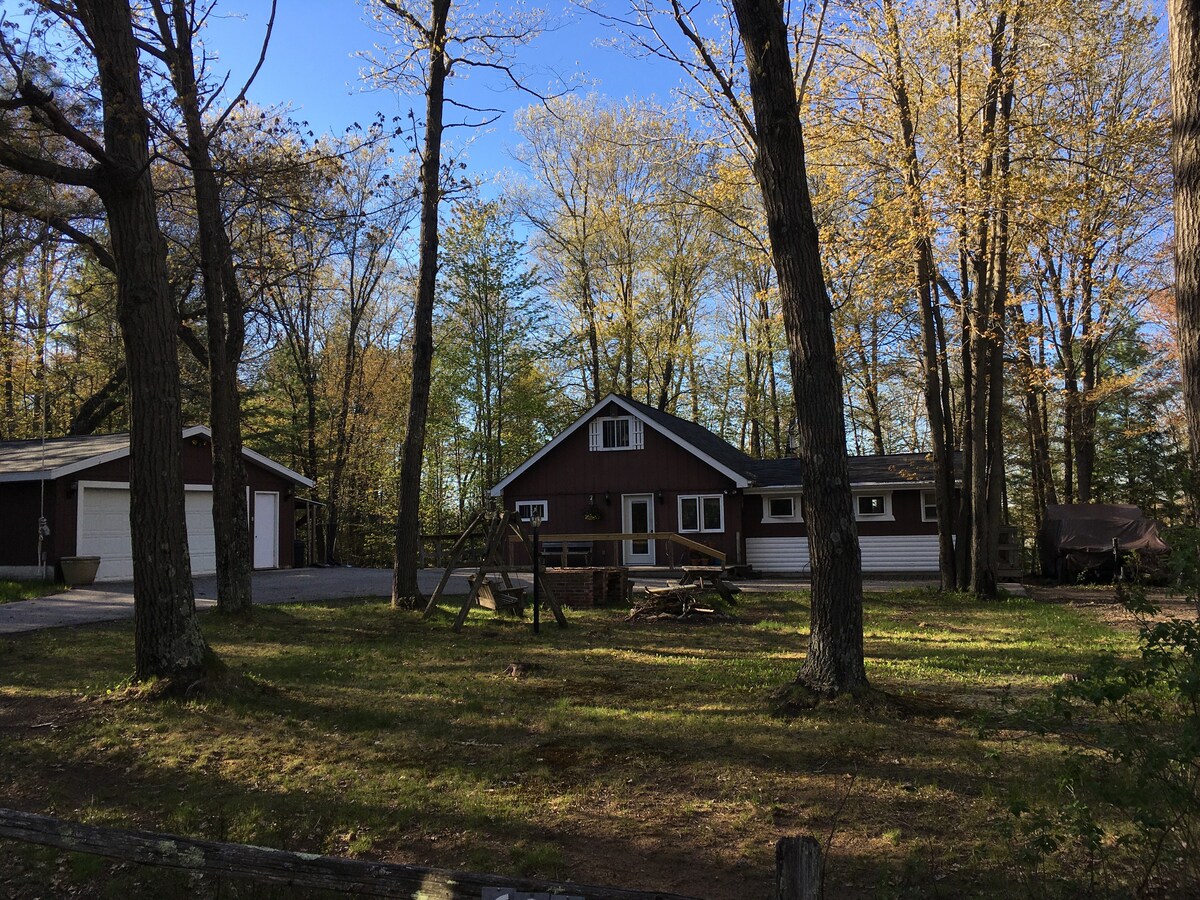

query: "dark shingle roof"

left=615, top=396, right=946, bottom=488
left=743, top=453, right=939, bottom=487
left=617, top=395, right=759, bottom=479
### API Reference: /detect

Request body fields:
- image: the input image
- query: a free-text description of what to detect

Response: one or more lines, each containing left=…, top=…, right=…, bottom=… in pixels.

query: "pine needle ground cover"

left=0, top=591, right=1135, bottom=898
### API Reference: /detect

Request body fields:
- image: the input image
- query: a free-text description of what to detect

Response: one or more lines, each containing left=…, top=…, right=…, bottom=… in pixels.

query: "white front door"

left=622, top=493, right=655, bottom=565
left=253, top=492, right=279, bottom=569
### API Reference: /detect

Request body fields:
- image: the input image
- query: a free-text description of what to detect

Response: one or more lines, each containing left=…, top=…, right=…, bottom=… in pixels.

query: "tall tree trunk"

left=1011, top=302, right=1057, bottom=546
left=157, top=0, right=253, bottom=614
left=881, top=0, right=957, bottom=590
left=1076, top=266, right=1097, bottom=502
left=966, top=8, right=1017, bottom=599
left=79, top=0, right=209, bottom=680
left=732, top=0, right=867, bottom=696
left=1171, top=0, right=1200, bottom=493
left=952, top=0, right=974, bottom=590
left=392, top=0, right=450, bottom=607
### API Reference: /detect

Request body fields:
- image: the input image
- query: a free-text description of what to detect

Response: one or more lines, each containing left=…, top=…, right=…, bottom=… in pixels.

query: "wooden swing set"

left=421, top=507, right=566, bottom=633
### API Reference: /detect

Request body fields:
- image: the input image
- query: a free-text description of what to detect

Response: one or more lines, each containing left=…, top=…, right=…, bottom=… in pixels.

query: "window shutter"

left=632, top=417, right=644, bottom=449
left=589, top=420, right=601, bottom=451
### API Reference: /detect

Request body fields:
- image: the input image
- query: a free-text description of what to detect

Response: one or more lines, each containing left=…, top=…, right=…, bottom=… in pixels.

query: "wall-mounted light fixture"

left=65, top=480, right=77, bottom=497
left=655, top=490, right=663, bottom=503
left=604, top=491, right=611, bottom=505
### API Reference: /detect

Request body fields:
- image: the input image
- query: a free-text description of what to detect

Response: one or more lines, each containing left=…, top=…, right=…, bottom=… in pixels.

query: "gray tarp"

left=1039, top=503, right=1167, bottom=580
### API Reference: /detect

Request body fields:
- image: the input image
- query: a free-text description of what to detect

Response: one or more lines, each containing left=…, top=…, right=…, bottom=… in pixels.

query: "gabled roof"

left=0, top=425, right=315, bottom=488
left=489, top=393, right=950, bottom=496
left=489, top=393, right=757, bottom=495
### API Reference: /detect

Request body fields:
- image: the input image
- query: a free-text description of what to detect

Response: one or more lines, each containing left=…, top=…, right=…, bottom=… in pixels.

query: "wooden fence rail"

left=508, top=532, right=727, bottom=568
left=0, top=808, right=820, bottom=899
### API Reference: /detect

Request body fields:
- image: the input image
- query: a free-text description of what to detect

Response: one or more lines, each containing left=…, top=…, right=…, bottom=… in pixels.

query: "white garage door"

left=77, top=484, right=216, bottom=581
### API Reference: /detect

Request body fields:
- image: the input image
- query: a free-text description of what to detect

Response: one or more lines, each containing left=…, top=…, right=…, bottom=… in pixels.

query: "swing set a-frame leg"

left=452, top=513, right=508, bottom=632
left=422, top=509, right=486, bottom=618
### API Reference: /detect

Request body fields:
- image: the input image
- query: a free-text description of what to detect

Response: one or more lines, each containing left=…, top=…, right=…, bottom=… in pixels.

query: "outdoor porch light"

left=656, top=490, right=663, bottom=502
left=530, top=511, right=543, bottom=635
left=604, top=491, right=610, bottom=505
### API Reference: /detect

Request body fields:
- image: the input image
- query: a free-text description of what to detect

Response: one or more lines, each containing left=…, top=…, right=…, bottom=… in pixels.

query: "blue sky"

left=202, top=1, right=684, bottom=179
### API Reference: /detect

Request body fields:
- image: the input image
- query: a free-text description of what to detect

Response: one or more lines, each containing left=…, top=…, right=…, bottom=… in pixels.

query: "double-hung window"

left=679, top=494, right=723, bottom=533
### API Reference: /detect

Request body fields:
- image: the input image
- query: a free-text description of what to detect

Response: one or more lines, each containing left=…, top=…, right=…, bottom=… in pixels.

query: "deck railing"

left=511, top=531, right=726, bottom=569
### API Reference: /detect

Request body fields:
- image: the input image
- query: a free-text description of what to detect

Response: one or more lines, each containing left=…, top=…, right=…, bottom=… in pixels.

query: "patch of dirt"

left=1027, top=584, right=1198, bottom=630
left=0, top=692, right=92, bottom=733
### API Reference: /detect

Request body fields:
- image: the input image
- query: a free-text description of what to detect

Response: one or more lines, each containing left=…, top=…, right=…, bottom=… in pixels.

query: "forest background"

left=0, top=0, right=1177, bottom=570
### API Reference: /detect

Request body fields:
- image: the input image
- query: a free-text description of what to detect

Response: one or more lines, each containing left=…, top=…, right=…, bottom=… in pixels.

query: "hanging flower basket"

left=583, top=505, right=602, bottom=522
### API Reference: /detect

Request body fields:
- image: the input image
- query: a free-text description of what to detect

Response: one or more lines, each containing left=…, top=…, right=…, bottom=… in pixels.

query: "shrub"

left=1003, top=534, right=1200, bottom=896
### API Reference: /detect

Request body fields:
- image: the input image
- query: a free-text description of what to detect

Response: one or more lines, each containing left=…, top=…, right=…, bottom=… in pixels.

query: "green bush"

left=1002, top=532, right=1200, bottom=896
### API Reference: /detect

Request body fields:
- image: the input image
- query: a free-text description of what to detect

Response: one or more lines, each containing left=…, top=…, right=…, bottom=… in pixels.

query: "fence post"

left=775, top=835, right=821, bottom=900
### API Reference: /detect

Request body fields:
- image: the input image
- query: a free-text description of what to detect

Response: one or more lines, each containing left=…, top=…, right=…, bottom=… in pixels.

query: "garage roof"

left=0, top=425, right=315, bottom=488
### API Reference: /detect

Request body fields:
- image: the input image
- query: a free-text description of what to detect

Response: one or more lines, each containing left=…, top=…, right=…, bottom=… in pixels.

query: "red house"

left=490, top=394, right=946, bottom=574
left=0, top=426, right=314, bottom=581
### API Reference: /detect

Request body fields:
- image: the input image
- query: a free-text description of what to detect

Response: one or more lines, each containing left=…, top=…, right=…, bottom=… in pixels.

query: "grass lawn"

left=0, top=578, right=64, bottom=604
left=0, top=589, right=1136, bottom=898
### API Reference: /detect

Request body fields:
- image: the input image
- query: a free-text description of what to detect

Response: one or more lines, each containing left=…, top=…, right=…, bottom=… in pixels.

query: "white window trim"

left=762, top=494, right=803, bottom=524
left=855, top=491, right=894, bottom=522
left=678, top=494, right=724, bottom=533
left=588, top=415, right=644, bottom=451
left=921, top=490, right=938, bottom=523
left=515, top=500, right=548, bottom=522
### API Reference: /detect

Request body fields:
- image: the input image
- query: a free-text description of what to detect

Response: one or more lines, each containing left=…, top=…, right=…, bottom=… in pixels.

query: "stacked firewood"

left=626, top=586, right=737, bottom=623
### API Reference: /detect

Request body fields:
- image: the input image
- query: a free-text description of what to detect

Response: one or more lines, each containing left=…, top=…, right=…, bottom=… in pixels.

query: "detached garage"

left=0, top=426, right=314, bottom=581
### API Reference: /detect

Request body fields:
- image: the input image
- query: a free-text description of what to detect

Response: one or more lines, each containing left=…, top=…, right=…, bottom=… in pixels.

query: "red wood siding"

left=503, top=407, right=741, bottom=564
left=743, top=488, right=937, bottom=539
left=0, top=436, right=299, bottom=569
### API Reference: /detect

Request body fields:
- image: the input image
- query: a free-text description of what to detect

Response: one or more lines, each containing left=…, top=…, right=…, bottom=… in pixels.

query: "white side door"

left=253, top=491, right=279, bottom=569
left=621, top=493, right=655, bottom=565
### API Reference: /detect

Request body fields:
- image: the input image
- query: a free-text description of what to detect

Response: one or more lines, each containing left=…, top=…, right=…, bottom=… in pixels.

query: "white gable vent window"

left=515, top=500, right=548, bottom=522
left=588, top=416, right=643, bottom=451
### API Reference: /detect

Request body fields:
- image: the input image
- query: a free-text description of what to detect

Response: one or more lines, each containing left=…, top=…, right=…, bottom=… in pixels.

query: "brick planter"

left=540, top=567, right=629, bottom=608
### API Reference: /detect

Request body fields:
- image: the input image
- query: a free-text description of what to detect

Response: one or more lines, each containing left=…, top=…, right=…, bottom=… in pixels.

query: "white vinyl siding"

left=746, top=535, right=940, bottom=573
left=746, top=537, right=810, bottom=573
left=588, top=416, right=643, bottom=451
